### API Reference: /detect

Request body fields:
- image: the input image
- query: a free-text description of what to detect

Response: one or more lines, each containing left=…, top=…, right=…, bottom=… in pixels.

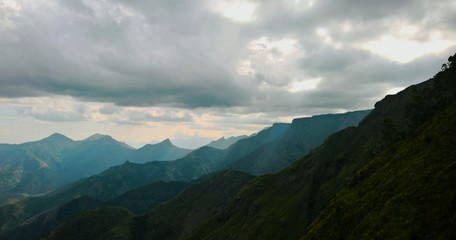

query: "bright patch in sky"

left=288, top=78, right=320, bottom=92
left=387, top=87, right=405, bottom=95
left=214, top=0, right=256, bottom=22
left=363, top=34, right=456, bottom=63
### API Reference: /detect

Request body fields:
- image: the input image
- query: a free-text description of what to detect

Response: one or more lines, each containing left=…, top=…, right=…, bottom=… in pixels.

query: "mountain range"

left=22, top=53, right=456, bottom=239
left=0, top=135, right=191, bottom=205
left=1, top=53, right=454, bottom=240
left=0, top=110, right=368, bottom=239
left=206, top=135, right=248, bottom=149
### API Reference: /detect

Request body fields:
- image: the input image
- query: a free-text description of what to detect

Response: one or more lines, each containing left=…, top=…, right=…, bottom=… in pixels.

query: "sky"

left=0, top=0, right=455, bottom=149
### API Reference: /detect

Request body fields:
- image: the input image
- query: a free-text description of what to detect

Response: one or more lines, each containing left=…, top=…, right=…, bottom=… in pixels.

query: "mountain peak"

left=42, top=133, right=72, bottom=142
left=159, top=138, right=174, bottom=146
left=84, top=133, right=112, bottom=141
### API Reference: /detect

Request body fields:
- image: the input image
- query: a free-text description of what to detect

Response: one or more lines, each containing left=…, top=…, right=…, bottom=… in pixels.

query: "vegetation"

left=0, top=181, right=188, bottom=239
left=185, top=53, right=456, bottom=240
left=303, top=103, right=456, bottom=239
left=43, top=169, right=255, bottom=240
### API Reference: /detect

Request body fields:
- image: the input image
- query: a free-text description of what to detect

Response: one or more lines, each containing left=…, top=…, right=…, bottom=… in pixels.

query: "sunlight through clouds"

left=213, top=0, right=256, bottom=22
left=363, top=33, right=455, bottom=63
left=288, top=78, right=321, bottom=92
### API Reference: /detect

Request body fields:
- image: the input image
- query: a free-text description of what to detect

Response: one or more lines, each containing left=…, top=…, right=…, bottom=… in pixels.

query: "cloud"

left=0, top=0, right=456, bottom=148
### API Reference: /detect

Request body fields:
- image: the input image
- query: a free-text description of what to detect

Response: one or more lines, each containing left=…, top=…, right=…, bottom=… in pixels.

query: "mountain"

left=0, top=133, right=135, bottom=205
left=43, top=169, right=255, bottom=240
left=131, top=139, right=192, bottom=163
left=205, top=135, right=248, bottom=149
left=0, top=122, right=288, bottom=234
left=184, top=55, right=456, bottom=239
left=229, top=110, right=371, bottom=175
left=0, top=181, right=188, bottom=240
left=302, top=103, right=456, bottom=239
left=0, top=135, right=190, bottom=205
left=0, top=102, right=372, bottom=235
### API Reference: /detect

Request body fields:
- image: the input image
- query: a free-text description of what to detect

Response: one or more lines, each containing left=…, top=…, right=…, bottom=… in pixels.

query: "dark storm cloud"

left=0, top=0, right=455, bottom=118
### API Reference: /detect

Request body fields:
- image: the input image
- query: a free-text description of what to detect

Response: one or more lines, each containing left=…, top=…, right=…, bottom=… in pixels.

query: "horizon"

left=1, top=0, right=455, bottom=149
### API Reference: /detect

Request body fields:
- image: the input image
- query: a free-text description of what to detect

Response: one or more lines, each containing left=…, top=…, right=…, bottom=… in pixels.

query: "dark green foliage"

left=303, top=103, right=456, bottom=240
left=141, top=169, right=255, bottom=240
left=41, top=170, right=255, bottom=240
left=405, top=55, right=456, bottom=130
left=44, top=207, right=135, bottom=240
left=0, top=181, right=188, bottom=240
left=380, top=117, right=403, bottom=145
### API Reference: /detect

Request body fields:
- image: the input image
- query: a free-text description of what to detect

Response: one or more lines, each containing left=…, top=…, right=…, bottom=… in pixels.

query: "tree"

left=381, top=118, right=399, bottom=145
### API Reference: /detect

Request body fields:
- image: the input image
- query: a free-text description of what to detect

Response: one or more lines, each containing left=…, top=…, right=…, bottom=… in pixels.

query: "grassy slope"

left=303, top=104, right=456, bottom=240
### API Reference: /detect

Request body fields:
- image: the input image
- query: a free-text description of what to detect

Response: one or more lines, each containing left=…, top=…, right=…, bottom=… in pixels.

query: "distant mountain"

left=131, top=139, right=191, bottom=163
left=44, top=170, right=255, bottom=240
left=0, top=181, right=188, bottom=240
left=205, top=135, right=248, bottom=149
left=0, top=135, right=190, bottom=205
left=0, top=123, right=291, bottom=234
left=229, top=110, right=371, bottom=175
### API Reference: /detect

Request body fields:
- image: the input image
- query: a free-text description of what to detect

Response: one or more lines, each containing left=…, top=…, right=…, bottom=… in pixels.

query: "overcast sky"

left=0, top=0, right=455, bottom=148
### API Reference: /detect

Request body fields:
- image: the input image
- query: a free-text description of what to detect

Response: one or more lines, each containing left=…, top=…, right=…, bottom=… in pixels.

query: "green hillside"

left=185, top=54, right=456, bottom=240
left=303, top=103, right=456, bottom=239
left=0, top=181, right=188, bottom=240
left=43, top=169, right=255, bottom=240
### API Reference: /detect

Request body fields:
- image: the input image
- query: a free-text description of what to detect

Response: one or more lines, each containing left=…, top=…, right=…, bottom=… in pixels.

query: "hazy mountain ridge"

left=131, top=139, right=192, bottom=164
left=0, top=124, right=290, bottom=235
left=205, top=135, right=248, bottom=149
left=0, top=135, right=191, bottom=205
left=229, top=110, right=371, bottom=175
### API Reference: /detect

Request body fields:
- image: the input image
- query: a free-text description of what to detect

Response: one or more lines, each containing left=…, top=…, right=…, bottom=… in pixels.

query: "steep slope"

left=206, top=135, right=248, bottom=149
left=43, top=170, right=255, bottom=240
left=230, top=110, right=371, bottom=175
left=44, top=207, right=135, bottom=240
left=141, top=170, right=255, bottom=240
left=185, top=56, right=454, bottom=240
left=302, top=75, right=456, bottom=239
left=0, top=181, right=188, bottom=240
left=131, top=139, right=191, bottom=163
